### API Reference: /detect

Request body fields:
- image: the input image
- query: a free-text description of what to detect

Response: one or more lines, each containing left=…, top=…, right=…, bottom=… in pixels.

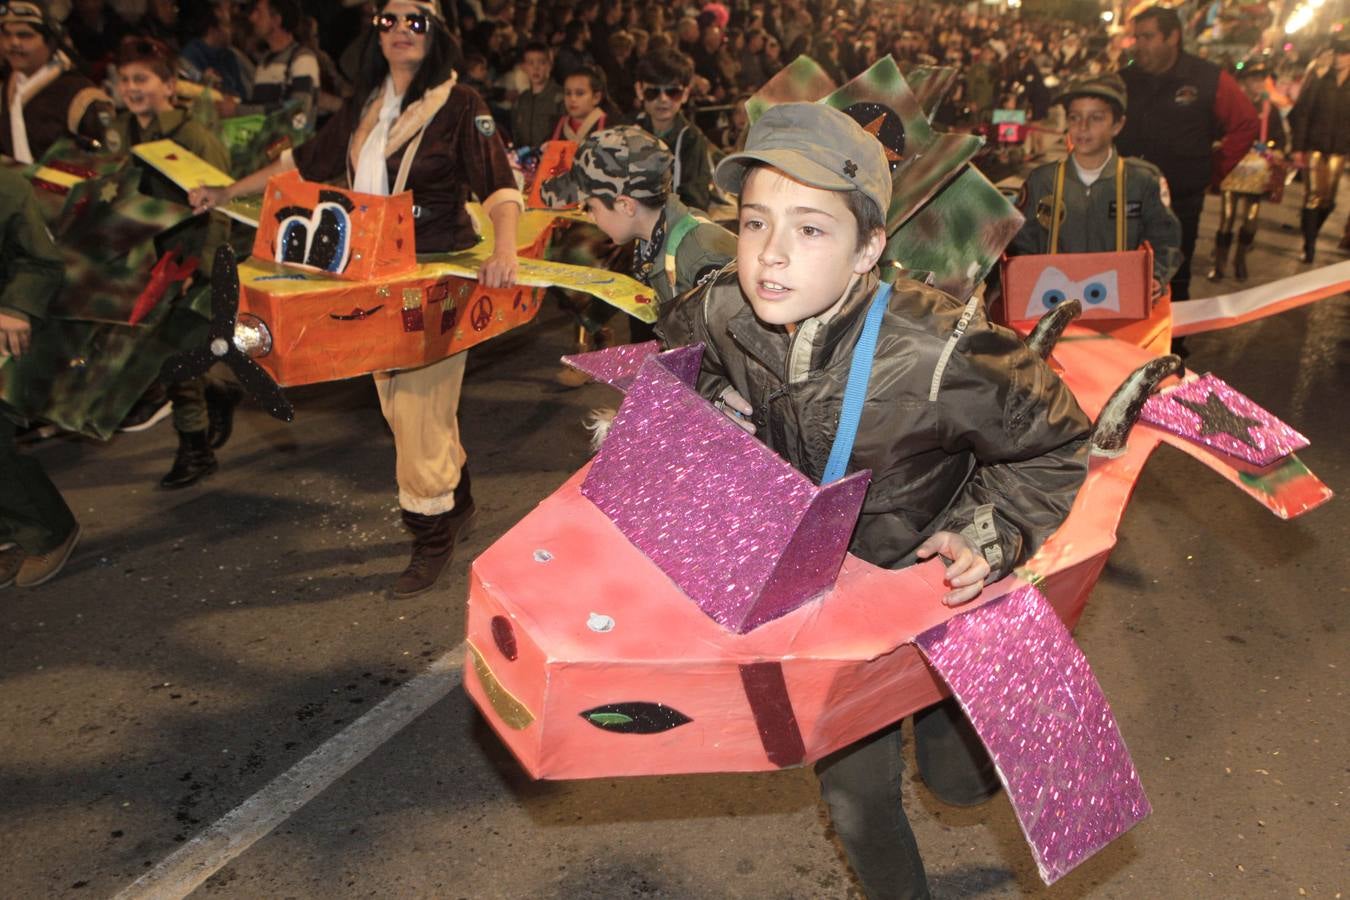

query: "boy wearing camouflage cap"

left=543, top=126, right=735, bottom=384
left=663, top=102, right=1090, bottom=898
left=1009, top=73, right=1183, bottom=297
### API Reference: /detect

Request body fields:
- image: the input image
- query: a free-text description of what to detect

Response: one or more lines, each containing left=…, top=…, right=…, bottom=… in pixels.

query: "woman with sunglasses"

left=189, top=0, right=522, bottom=598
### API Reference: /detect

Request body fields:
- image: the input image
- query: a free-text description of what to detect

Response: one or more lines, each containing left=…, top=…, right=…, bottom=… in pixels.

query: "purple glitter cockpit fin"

left=915, top=585, right=1151, bottom=884
left=1140, top=373, right=1309, bottom=468
left=581, top=351, right=870, bottom=633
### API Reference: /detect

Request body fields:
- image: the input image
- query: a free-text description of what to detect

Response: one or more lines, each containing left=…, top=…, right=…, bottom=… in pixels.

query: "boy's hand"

left=915, top=531, right=992, bottom=606
left=714, top=386, right=755, bottom=434
left=0, top=311, right=31, bottom=358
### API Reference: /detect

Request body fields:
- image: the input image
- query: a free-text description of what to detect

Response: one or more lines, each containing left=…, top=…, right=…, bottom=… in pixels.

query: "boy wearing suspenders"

left=542, top=126, right=735, bottom=386
left=1010, top=74, right=1183, bottom=300
left=660, top=102, right=1090, bottom=899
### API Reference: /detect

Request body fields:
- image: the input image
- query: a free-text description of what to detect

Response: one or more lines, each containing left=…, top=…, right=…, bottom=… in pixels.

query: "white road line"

left=113, top=644, right=468, bottom=900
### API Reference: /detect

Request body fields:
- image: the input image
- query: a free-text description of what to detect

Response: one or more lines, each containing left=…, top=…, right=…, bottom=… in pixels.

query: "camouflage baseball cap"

left=713, top=102, right=891, bottom=223
left=540, top=126, right=674, bottom=207
left=1058, top=73, right=1127, bottom=112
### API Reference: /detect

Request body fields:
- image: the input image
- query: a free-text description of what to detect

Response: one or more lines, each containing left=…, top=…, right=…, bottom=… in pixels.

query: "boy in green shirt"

left=543, top=125, right=734, bottom=386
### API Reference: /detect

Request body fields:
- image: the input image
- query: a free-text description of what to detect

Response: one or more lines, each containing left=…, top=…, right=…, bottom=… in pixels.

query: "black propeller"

left=161, top=246, right=294, bottom=422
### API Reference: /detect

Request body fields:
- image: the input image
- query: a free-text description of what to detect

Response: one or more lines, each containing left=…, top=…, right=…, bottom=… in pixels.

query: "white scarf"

left=7, top=51, right=72, bottom=164
left=352, top=77, right=403, bottom=196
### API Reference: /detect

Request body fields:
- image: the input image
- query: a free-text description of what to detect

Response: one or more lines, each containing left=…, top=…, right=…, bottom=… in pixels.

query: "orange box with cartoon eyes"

left=999, top=246, right=1153, bottom=327
left=252, top=170, right=416, bottom=282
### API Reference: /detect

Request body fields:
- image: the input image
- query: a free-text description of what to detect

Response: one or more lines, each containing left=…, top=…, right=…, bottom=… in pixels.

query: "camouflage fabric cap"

left=1057, top=73, right=1127, bottom=113
left=540, top=126, right=674, bottom=207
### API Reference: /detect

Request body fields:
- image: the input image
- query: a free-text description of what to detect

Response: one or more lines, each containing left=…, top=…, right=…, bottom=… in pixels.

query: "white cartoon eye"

left=1024, top=266, right=1074, bottom=318
left=1078, top=270, right=1120, bottom=311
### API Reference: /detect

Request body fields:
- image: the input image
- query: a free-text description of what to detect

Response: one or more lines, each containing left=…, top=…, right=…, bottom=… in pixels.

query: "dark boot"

left=1207, top=232, right=1233, bottom=280
left=1301, top=208, right=1321, bottom=263
left=206, top=382, right=245, bottom=449
left=391, top=468, right=476, bottom=598
left=159, top=431, right=218, bottom=489
left=1234, top=229, right=1255, bottom=281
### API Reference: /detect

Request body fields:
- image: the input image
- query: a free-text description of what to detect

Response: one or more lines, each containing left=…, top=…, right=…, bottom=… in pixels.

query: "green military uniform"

left=631, top=111, right=714, bottom=213
left=1009, top=73, right=1183, bottom=288
left=114, top=107, right=233, bottom=435
left=511, top=81, right=564, bottom=150
left=541, top=125, right=735, bottom=340
left=634, top=194, right=736, bottom=306
left=1010, top=149, right=1183, bottom=286
left=0, top=166, right=77, bottom=556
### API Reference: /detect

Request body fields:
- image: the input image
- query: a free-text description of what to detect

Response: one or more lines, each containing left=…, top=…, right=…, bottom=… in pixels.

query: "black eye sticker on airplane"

left=274, top=205, right=311, bottom=265
left=272, top=191, right=356, bottom=275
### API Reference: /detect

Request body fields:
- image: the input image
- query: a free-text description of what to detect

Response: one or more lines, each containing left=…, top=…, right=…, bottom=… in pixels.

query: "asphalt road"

left=3, top=196, right=1347, bottom=900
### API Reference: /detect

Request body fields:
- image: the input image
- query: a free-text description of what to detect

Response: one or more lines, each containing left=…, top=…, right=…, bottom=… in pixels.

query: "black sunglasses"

left=373, top=12, right=429, bottom=34
left=642, top=84, right=686, bottom=101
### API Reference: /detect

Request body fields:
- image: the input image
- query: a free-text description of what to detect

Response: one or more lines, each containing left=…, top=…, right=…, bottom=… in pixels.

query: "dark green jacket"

left=631, top=111, right=713, bottom=212
left=511, top=81, right=564, bottom=150
left=0, top=167, right=64, bottom=324
left=1010, top=150, right=1183, bottom=286
left=638, top=195, right=735, bottom=307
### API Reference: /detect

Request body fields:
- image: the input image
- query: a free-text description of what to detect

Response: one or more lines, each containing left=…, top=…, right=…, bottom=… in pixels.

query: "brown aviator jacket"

left=660, top=266, right=1092, bottom=577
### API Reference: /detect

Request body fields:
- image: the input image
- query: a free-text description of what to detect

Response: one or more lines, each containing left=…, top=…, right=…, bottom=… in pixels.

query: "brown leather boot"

left=391, top=469, right=476, bottom=598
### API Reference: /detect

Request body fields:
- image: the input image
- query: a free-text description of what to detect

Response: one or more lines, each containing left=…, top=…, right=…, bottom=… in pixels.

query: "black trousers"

left=1170, top=189, right=1207, bottom=302
left=814, top=697, right=1001, bottom=899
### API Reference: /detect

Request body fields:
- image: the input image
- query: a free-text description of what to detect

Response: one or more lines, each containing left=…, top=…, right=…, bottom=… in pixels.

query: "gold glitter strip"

left=468, top=643, right=534, bottom=730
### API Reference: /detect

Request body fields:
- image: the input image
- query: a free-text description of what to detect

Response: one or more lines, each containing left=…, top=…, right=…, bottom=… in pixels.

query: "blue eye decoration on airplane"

left=1024, top=267, right=1121, bottom=318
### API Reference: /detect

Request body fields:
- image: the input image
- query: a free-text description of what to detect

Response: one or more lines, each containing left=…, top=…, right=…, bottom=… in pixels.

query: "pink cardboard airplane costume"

left=463, top=57, right=1335, bottom=884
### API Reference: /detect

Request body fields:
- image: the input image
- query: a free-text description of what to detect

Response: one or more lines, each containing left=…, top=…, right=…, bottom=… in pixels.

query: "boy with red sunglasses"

left=628, top=48, right=712, bottom=212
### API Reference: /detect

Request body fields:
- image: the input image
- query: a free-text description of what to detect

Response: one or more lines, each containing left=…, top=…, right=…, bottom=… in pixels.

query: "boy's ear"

left=1112, top=115, right=1126, bottom=137
left=853, top=227, right=887, bottom=275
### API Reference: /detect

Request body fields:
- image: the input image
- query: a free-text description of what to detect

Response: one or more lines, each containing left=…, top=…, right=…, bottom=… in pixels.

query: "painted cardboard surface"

left=251, top=170, right=417, bottom=282
left=1000, top=247, right=1154, bottom=325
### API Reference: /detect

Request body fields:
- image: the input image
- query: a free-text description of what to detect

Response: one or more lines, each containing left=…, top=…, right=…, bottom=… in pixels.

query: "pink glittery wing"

left=915, top=585, right=1150, bottom=884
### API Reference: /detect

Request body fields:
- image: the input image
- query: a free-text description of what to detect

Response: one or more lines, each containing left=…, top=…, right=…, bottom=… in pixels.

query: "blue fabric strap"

left=822, top=281, right=892, bottom=485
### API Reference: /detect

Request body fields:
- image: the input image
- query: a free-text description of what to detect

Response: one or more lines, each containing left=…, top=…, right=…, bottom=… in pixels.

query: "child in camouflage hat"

left=542, top=125, right=734, bottom=387
left=660, top=101, right=1090, bottom=898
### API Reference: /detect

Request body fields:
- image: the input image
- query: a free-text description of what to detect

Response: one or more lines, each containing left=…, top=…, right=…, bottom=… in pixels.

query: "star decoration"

left=843, top=159, right=858, bottom=178
left=1174, top=391, right=1263, bottom=447
left=862, top=114, right=905, bottom=163
left=99, top=181, right=120, bottom=204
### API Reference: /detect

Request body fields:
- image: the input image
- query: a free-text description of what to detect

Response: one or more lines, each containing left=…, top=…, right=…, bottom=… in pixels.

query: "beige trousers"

left=373, top=352, right=468, bottom=515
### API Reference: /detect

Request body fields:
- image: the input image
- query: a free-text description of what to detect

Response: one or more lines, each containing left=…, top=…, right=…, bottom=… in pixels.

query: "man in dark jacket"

left=0, top=0, right=115, bottom=162
left=1117, top=6, right=1258, bottom=301
left=1289, top=37, right=1350, bottom=263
